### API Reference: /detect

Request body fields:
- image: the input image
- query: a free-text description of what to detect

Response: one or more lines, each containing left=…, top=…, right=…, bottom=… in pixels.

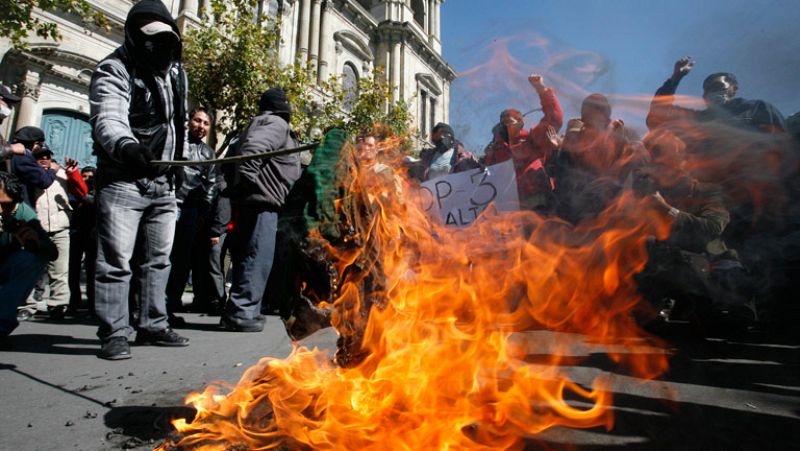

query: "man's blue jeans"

left=0, top=249, right=46, bottom=336
left=226, top=206, right=278, bottom=326
left=94, top=180, right=176, bottom=341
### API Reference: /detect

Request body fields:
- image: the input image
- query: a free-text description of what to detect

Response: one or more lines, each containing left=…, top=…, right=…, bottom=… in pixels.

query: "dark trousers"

left=69, top=228, right=96, bottom=311
left=0, top=249, right=47, bottom=336
left=165, top=205, right=201, bottom=313
left=225, top=206, right=278, bottom=325
left=193, top=232, right=227, bottom=311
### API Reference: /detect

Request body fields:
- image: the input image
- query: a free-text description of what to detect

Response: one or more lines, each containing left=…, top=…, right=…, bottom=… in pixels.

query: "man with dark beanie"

left=89, top=0, right=189, bottom=360
left=408, top=122, right=479, bottom=182
left=222, top=87, right=301, bottom=332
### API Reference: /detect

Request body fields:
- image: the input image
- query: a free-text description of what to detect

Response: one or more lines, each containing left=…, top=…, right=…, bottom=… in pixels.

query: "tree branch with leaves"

left=183, top=0, right=410, bottom=150
left=1, top=0, right=107, bottom=49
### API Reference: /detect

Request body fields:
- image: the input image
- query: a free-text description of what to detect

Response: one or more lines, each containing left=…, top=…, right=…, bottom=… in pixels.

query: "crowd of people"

left=404, top=58, right=798, bottom=337
left=1, top=0, right=799, bottom=362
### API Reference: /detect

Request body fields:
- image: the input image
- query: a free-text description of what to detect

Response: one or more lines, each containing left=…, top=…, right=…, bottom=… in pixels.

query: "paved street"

left=0, top=310, right=798, bottom=450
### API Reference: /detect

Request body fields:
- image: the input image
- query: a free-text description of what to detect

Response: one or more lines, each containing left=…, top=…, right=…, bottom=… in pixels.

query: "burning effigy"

left=157, top=124, right=677, bottom=450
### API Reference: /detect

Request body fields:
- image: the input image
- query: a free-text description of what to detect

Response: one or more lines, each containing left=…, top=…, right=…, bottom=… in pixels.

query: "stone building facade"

left=0, top=0, right=455, bottom=164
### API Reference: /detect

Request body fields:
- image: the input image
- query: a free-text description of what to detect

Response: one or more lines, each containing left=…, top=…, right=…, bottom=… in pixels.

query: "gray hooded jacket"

left=89, top=0, right=188, bottom=185
left=227, top=111, right=301, bottom=209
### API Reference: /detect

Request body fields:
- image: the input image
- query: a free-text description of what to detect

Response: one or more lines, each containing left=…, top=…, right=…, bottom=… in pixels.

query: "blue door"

left=41, top=110, right=95, bottom=167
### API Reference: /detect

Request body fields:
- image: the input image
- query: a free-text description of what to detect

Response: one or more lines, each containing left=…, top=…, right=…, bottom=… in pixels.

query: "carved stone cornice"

left=374, top=20, right=456, bottom=81
left=332, top=0, right=378, bottom=32
left=10, top=46, right=95, bottom=89
left=333, top=30, right=373, bottom=62
left=415, top=73, right=441, bottom=96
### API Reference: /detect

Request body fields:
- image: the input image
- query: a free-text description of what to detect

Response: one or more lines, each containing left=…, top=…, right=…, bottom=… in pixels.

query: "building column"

left=278, top=0, right=298, bottom=64
left=309, top=0, right=322, bottom=72
left=180, top=0, right=198, bottom=16
left=391, top=41, right=401, bottom=102
left=298, top=0, right=311, bottom=61
left=435, top=0, right=441, bottom=39
left=317, top=1, right=332, bottom=83
left=430, top=0, right=441, bottom=52
left=427, top=0, right=434, bottom=36
left=15, top=69, right=41, bottom=128
left=176, top=0, right=201, bottom=31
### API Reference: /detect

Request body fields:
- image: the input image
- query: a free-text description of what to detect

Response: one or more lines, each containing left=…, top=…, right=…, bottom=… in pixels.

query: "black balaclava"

left=124, top=0, right=182, bottom=75
left=432, top=122, right=455, bottom=151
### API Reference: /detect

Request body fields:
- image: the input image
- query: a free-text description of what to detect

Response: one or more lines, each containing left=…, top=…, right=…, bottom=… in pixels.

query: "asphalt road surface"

left=1, top=310, right=797, bottom=450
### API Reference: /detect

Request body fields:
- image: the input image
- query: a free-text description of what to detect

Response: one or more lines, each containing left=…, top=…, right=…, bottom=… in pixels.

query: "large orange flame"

left=159, top=138, right=674, bottom=450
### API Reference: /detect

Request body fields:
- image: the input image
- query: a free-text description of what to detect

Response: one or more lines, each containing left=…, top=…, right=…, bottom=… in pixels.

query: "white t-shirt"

left=427, top=148, right=454, bottom=180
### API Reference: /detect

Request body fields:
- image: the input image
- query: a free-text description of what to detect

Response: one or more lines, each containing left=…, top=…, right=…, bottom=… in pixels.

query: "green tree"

left=1, top=0, right=107, bottom=49
left=183, top=0, right=410, bottom=149
left=341, top=66, right=411, bottom=139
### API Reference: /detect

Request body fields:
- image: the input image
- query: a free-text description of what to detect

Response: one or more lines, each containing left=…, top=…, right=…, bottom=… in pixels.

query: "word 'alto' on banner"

left=417, top=160, right=520, bottom=227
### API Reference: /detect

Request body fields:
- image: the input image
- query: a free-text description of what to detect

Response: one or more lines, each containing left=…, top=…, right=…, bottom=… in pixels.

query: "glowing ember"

left=159, top=137, right=673, bottom=450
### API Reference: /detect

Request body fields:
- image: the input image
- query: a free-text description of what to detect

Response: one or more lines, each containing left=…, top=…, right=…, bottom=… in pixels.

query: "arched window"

left=342, top=62, right=360, bottom=111
left=411, top=0, right=426, bottom=30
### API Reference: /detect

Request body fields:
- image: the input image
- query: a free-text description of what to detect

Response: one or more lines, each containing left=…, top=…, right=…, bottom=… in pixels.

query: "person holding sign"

left=408, top=123, right=480, bottom=182
left=484, top=74, right=563, bottom=212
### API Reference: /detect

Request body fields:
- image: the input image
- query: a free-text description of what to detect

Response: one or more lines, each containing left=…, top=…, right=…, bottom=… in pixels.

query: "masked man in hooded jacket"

left=89, top=0, right=190, bottom=360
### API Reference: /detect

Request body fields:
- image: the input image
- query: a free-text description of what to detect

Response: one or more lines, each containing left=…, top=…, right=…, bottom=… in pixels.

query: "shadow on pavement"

left=518, top=326, right=800, bottom=450
left=104, top=405, right=197, bottom=448
left=0, top=363, right=107, bottom=407
left=3, top=333, right=100, bottom=355
left=523, top=391, right=800, bottom=450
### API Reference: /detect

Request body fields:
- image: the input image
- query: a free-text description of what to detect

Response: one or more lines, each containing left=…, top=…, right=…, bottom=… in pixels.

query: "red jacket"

left=483, top=88, right=563, bottom=210
left=483, top=87, right=564, bottom=166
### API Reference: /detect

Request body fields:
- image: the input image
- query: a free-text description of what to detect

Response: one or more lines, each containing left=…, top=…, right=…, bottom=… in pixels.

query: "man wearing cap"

left=0, top=85, right=25, bottom=165
left=8, top=126, right=59, bottom=208
left=222, top=87, right=301, bottom=332
left=16, top=148, right=87, bottom=321
left=89, top=0, right=189, bottom=360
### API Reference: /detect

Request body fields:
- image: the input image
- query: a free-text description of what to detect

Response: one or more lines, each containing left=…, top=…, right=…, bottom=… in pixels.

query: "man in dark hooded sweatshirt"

left=647, top=57, right=786, bottom=133
left=222, top=88, right=301, bottom=332
left=89, top=0, right=189, bottom=360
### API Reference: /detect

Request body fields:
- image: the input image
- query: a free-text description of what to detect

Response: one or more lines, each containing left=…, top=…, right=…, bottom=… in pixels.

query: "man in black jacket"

left=222, top=88, right=301, bottom=332
left=9, top=127, right=57, bottom=208
left=646, top=56, right=786, bottom=133
left=164, top=107, right=218, bottom=325
left=89, top=0, right=189, bottom=360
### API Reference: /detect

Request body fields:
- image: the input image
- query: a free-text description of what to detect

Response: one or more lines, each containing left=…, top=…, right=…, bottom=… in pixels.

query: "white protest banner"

left=417, top=160, right=520, bottom=227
